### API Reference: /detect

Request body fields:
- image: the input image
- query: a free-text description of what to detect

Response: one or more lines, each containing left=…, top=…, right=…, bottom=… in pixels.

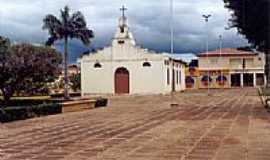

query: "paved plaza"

left=1, top=89, right=270, bottom=160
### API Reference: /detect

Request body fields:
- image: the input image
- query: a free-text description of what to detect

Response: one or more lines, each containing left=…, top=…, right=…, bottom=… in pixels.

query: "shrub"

left=0, top=99, right=51, bottom=106
left=95, top=98, right=108, bottom=108
left=0, top=103, right=61, bottom=123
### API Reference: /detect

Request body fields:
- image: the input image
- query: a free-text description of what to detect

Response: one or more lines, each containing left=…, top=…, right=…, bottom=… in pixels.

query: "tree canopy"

left=0, top=37, right=62, bottom=102
left=224, top=0, right=270, bottom=52
left=43, top=6, right=94, bottom=46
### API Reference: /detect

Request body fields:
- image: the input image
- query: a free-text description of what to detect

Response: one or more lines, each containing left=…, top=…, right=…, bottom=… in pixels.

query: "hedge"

left=0, top=103, right=61, bottom=123
left=0, top=99, right=52, bottom=106
left=0, top=97, right=108, bottom=123
left=50, top=92, right=81, bottom=98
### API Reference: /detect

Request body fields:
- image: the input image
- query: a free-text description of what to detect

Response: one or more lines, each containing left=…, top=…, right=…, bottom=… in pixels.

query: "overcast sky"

left=0, top=0, right=249, bottom=62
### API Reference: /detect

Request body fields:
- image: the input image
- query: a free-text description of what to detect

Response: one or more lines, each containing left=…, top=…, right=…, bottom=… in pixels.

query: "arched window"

left=118, top=40, right=125, bottom=44
left=94, top=62, right=102, bottom=68
left=120, top=26, right=125, bottom=33
left=201, top=75, right=212, bottom=86
left=216, top=75, right=227, bottom=86
left=143, top=62, right=151, bottom=67
left=186, top=76, right=195, bottom=88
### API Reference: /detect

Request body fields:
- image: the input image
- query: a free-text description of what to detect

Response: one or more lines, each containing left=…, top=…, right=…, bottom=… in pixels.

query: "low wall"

left=61, top=100, right=96, bottom=113
left=60, top=98, right=108, bottom=113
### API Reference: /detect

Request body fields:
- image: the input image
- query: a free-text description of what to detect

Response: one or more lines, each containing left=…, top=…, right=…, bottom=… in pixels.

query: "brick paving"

left=1, top=88, right=270, bottom=160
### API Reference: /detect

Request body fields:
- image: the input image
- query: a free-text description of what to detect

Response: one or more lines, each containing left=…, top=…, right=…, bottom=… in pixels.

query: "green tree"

left=0, top=38, right=62, bottom=103
left=224, top=0, right=270, bottom=85
left=43, top=6, right=94, bottom=99
left=0, top=36, right=11, bottom=102
left=69, top=73, right=81, bottom=92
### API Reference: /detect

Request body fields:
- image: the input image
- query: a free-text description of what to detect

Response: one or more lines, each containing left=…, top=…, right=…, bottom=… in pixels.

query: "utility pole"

left=202, top=14, right=211, bottom=96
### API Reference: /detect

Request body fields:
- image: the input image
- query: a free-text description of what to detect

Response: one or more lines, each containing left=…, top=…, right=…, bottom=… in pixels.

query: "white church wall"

left=81, top=54, right=186, bottom=96
left=81, top=61, right=114, bottom=96
left=130, top=60, right=165, bottom=94
left=81, top=59, right=168, bottom=96
left=163, top=61, right=186, bottom=93
left=112, top=44, right=129, bottom=59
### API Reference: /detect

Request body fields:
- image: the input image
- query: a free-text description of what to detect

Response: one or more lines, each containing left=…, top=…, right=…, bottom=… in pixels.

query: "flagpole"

left=170, top=0, right=174, bottom=55
left=170, top=0, right=178, bottom=107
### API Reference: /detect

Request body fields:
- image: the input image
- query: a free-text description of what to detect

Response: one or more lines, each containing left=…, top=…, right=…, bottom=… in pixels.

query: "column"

left=253, top=73, right=257, bottom=87
left=241, top=73, right=244, bottom=88
left=264, top=74, right=267, bottom=86
left=228, top=74, right=232, bottom=88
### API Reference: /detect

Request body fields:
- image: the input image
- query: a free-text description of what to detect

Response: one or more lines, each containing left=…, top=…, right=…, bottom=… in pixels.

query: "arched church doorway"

left=115, top=67, right=130, bottom=94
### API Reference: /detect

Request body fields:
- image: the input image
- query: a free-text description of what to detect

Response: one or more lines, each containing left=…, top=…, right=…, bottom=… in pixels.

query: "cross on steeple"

left=120, top=5, right=127, bottom=18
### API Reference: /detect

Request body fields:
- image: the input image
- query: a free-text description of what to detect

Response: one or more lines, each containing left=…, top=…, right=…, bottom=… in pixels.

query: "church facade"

left=81, top=13, right=186, bottom=96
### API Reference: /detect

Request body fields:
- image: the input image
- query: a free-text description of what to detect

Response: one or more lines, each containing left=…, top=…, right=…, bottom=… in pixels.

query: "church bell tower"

left=112, top=5, right=136, bottom=46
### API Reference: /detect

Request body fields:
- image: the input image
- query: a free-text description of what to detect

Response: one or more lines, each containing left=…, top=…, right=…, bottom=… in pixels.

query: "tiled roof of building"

left=197, top=48, right=258, bottom=57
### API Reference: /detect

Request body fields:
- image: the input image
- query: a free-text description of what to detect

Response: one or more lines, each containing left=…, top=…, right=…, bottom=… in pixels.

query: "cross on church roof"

left=120, top=5, right=127, bottom=18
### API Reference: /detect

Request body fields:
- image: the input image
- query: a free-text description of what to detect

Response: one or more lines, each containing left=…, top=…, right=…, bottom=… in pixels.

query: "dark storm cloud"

left=0, top=0, right=248, bottom=62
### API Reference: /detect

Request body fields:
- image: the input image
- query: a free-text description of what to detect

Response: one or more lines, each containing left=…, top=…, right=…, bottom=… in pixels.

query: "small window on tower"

left=118, top=40, right=125, bottom=44
left=143, top=62, right=151, bottom=67
left=120, top=26, right=125, bottom=33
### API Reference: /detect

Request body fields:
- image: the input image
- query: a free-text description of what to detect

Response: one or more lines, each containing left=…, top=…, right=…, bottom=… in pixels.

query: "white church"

left=81, top=7, right=186, bottom=96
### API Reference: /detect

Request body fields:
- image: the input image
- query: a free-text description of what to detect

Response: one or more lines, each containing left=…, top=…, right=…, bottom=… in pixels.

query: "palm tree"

left=43, top=6, right=94, bottom=99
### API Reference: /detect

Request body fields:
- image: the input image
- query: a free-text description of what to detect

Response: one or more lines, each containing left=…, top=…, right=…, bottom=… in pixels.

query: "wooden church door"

left=115, top=67, right=130, bottom=94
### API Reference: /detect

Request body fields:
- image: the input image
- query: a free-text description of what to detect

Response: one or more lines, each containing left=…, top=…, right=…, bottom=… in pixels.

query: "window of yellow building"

left=230, top=58, right=242, bottom=68
left=245, top=58, right=254, bottom=68
left=210, top=58, right=218, bottom=65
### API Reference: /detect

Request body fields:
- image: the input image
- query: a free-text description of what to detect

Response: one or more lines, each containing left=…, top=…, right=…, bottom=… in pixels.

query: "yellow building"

left=186, top=48, right=266, bottom=89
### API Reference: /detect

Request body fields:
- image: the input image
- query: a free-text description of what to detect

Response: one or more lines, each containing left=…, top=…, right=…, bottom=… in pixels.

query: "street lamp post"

left=219, top=35, right=223, bottom=89
left=202, top=14, right=211, bottom=96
